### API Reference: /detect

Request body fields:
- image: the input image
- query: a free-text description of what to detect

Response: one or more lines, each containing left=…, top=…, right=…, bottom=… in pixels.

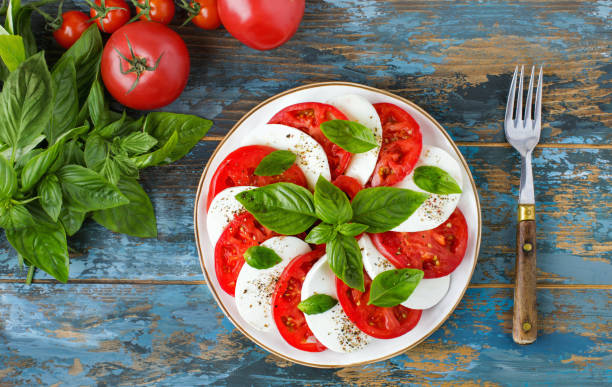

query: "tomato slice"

left=332, top=175, right=363, bottom=200
left=268, top=102, right=352, bottom=179
left=335, top=271, right=421, bottom=339
left=370, top=103, right=422, bottom=187
left=370, top=208, right=468, bottom=278
left=214, top=212, right=278, bottom=295
left=272, top=247, right=327, bottom=352
left=207, top=145, right=308, bottom=209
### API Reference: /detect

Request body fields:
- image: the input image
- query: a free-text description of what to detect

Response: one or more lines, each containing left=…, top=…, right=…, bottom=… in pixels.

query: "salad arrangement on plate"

left=204, top=94, right=468, bottom=354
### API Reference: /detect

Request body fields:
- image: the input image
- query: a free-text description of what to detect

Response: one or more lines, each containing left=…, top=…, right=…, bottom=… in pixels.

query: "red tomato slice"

left=370, top=209, right=468, bottom=278
left=268, top=102, right=352, bottom=180
left=370, top=103, right=422, bottom=187
left=214, top=212, right=278, bottom=296
left=207, top=145, right=308, bottom=209
left=332, top=175, right=363, bottom=200
left=336, top=271, right=422, bottom=339
left=272, top=247, right=327, bottom=352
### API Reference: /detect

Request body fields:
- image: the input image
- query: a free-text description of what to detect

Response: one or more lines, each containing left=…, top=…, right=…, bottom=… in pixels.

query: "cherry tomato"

left=370, top=208, right=468, bottom=278
left=336, top=271, right=422, bottom=339
left=191, top=0, right=221, bottom=30
left=136, top=0, right=175, bottom=24
left=269, top=102, right=352, bottom=180
left=217, top=0, right=304, bottom=50
left=272, top=247, right=327, bottom=352
left=370, top=103, right=423, bottom=187
left=215, top=212, right=278, bottom=296
left=89, top=0, right=131, bottom=33
left=332, top=175, right=363, bottom=200
left=52, top=11, right=92, bottom=49
left=101, top=21, right=190, bottom=110
left=207, top=145, right=309, bottom=209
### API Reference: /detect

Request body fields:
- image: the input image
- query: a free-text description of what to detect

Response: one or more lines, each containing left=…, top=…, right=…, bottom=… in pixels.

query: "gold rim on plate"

left=193, top=81, right=482, bottom=368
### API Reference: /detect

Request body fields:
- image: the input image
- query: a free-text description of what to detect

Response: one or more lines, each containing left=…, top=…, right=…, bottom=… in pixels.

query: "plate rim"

left=193, top=81, right=482, bottom=368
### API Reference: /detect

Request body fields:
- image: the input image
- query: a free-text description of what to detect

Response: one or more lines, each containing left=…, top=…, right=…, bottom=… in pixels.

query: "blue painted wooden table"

left=1, top=0, right=611, bottom=385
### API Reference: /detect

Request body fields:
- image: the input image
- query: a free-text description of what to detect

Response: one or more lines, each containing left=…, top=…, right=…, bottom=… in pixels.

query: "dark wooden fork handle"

left=513, top=205, right=537, bottom=344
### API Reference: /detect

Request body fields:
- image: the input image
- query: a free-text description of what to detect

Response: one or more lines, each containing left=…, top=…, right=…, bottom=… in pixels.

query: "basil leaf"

left=13, top=0, right=56, bottom=56
left=413, top=166, right=462, bottom=195
left=305, top=223, right=336, bottom=244
left=92, top=177, right=157, bottom=238
left=0, top=52, right=52, bottom=149
left=4, top=0, right=19, bottom=34
left=235, top=182, right=317, bottom=235
left=131, top=129, right=178, bottom=168
left=114, top=153, right=139, bottom=178
left=47, top=56, right=78, bottom=144
left=314, top=175, right=352, bottom=225
left=99, top=158, right=120, bottom=185
left=243, top=245, right=282, bottom=269
left=63, top=139, right=85, bottom=166
left=38, top=174, right=62, bottom=221
left=254, top=150, right=296, bottom=176
left=320, top=120, right=378, bottom=153
left=57, top=164, right=129, bottom=212
left=0, top=201, right=34, bottom=229
left=336, top=222, right=368, bottom=237
left=95, top=111, right=127, bottom=139
left=87, top=78, right=108, bottom=128
left=120, top=131, right=158, bottom=155
left=55, top=123, right=90, bottom=146
left=20, top=141, right=62, bottom=192
left=297, top=294, right=338, bottom=315
left=59, top=206, right=86, bottom=236
left=0, top=154, right=17, bottom=198
left=351, top=187, right=429, bottom=233
left=84, top=134, right=109, bottom=170
left=327, top=234, right=364, bottom=291
left=0, top=35, right=25, bottom=71
left=368, top=268, right=424, bottom=307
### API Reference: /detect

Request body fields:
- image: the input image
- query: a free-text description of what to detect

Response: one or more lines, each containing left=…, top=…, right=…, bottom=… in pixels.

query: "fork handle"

left=513, top=204, right=537, bottom=344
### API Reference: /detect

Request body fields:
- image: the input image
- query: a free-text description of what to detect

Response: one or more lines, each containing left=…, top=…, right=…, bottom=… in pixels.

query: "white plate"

left=193, top=82, right=481, bottom=368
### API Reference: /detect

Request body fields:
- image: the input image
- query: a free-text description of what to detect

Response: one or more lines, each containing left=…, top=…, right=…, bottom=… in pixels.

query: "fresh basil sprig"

left=305, top=223, right=336, bottom=244
left=298, top=294, right=338, bottom=315
left=328, top=233, right=365, bottom=291
left=336, top=222, right=368, bottom=237
left=413, top=166, right=462, bottom=195
left=243, top=245, right=283, bottom=269
left=314, top=175, right=352, bottom=224
left=254, top=150, right=296, bottom=176
left=320, top=119, right=379, bottom=153
left=368, top=268, right=424, bottom=307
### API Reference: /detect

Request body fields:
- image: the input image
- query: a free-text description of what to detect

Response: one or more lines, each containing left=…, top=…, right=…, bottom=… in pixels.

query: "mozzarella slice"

left=392, top=145, right=463, bottom=232
left=301, top=255, right=372, bottom=353
left=207, top=186, right=257, bottom=246
left=328, top=94, right=382, bottom=185
left=359, top=234, right=450, bottom=310
left=242, top=124, right=330, bottom=189
left=235, top=236, right=311, bottom=332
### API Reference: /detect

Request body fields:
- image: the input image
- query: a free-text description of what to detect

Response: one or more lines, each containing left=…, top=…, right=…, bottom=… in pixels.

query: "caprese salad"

left=205, top=95, right=468, bottom=354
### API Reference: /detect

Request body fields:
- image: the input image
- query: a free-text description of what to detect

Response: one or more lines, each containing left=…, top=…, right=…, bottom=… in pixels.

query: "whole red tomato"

left=136, top=0, right=175, bottom=24
left=100, top=21, right=190, bottom=110
left=89, top=0, right=131, bottom=33
left=217, top=0, right=304, bottom=50
left=53, top=11, right=92, bottom=49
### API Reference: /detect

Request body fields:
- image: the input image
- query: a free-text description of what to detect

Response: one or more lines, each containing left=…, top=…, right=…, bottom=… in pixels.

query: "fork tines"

left=505, top=65, right=543, bottom=126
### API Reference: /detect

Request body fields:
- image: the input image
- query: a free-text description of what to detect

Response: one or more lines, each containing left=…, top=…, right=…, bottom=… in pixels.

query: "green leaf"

left=351, top=187, right=429, bottom=233
left=0, top=201, right=34, bottom=229
left=4, top=0, right=20, bottom=34
left=95, top=111, right=127, bottom=139
left=47, top=56, right=78, bottom=144
left=87, top=77, right=108, bottom=128
left=13, top=0, right=56, bottom=56
left=413, top=166, right=462, bottom=195
left=54, top=123, right=90, bottom=145
left=297, top=294, right=338, bottom=315
left=57, top=164, right=129, bottom=212
left=254, top=150, right=296, bottom=176
left=336, top=222, right=368, bottom=237
left=327, top=234, right=364, bottom=291
left=84, top=134, right=109, bottom=170
left=92, top=177, right=156, bottom=238
left=243, top=245, right=283, bottom=269
left=314, top=175, right=352, bottom=225
left=320, top=119, right=378, bottom=153
left=235, top=182, right=317, bottom=235
left=99, top=158, right=120, bottom=185
left=20, top=141, right=62, bottom=192
left=38, top=174, right=62, bottom=221
left=59, top=206, right=85, bottom=236
left=63, top=139, right=85, bottom=166
left=305, top=223, right=336, bottom=244
left=0, top=52, right=52, bottom=149
left=368, top=268, right=424, bottom=307
left=114, top=153, right=139, bottom=178
left=0, top=35, right=25, bottom=71
left=131, top=129, right=178, bottom=168
left=0, top=154, right=17, bottom=198
left=120, top=131, right=158, bottom=155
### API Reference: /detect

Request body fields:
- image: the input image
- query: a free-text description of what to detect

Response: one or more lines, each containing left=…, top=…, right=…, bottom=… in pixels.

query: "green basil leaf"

left=351, top=187, right=429, bottom=233
left=59, top=206, right=86, bottom=236
left=87, top=77, right=108, bottom=128
left=327, top=234, right=364, bottom=291
left=13, top=0, right=56, bottom=56
left=0, top=154, right=17, bottom=198
left=305, top=223, right=336, bottom=244
left=120, top=131, right=158, bottom=155
left=54, top=122, right=90, bottom=145
left=0, top=52, right=52, bottom=149
left=99, top=158, right=120, bottom=185
left=0, top=201, right=34, bottom=229
left=57, top=164, right=129, bottom=212
left=63, top=139, right=85, bottom=166
left=94, top=111, right=127, bottom=139
left=297, top=294, right=338, bottom=315
left=20, top=141, right=62, bottom=192
left=131, top=129, right=178, bottom=168
left=368, top=268, right=424, bottom=307
left=413, top=166, right=462, bottom=195
left=320, top=119, right=378, bottom=153
left=47, top=56, right=78, bottom=144
left=254, top=150, right=296, bottom=176
left=336, top=222, right=368, bottom=237
left=143, top=112, right=212, bottom=164
left=0, top=35, right=25, bottom=71
left=243, top=245, right=282, bottom=269
left=92, top=177, right=157, bottom=238
left=235, top=182, right=317, bottom=235
left=38, top=174, right=62, bottom=221
left=314, top=175, right=352, bottom=224
left=4, top=0, right=19, bottom=34
left=84, top=134, right=109, bottom=170
left=114, top=153, right=139, bottom=178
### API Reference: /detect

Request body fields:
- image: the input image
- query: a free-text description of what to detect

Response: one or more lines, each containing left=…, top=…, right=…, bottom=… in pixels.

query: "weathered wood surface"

left=1, top=0, right=610, bottom=385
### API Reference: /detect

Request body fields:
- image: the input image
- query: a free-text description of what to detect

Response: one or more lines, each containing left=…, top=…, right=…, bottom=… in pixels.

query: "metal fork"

left=505, top=65, right=543, bottom=345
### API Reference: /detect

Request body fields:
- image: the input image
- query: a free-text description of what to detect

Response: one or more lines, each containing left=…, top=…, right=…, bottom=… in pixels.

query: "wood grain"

left=513, top=220, right=538, bottom=344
